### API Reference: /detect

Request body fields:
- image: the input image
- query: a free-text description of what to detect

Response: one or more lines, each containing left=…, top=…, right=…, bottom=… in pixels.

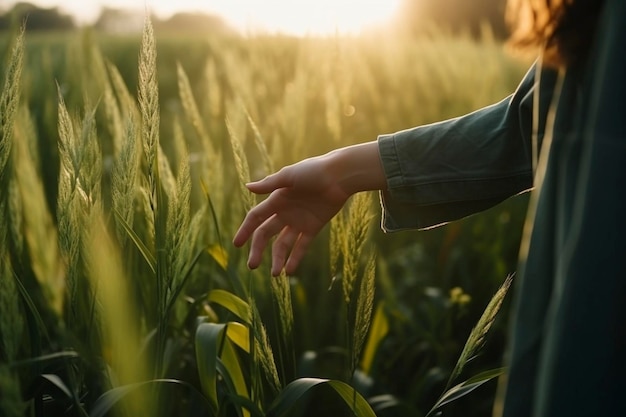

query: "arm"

left=234, top=63, right=556, bottom=275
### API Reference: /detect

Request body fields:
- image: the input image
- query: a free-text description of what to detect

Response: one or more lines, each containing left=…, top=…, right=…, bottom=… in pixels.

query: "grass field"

left=0, top=21, right=529, bottom=417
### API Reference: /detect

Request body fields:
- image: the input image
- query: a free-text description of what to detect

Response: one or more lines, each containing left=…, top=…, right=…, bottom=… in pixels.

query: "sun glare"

left=197, top=0, right=403, bottom=35
left=15, top=0, right=402, bottom=35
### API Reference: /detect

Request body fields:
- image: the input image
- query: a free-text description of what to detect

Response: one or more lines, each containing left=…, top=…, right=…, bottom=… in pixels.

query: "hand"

left=233, top=141, right=385, bottom=276
left=233, top=155, right=351, bottom=276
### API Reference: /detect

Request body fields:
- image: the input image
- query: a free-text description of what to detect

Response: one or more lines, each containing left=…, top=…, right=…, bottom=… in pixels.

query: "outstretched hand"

left=233, top=141, right=386, bottom=277
left=233, top=155, right=351, bottom=276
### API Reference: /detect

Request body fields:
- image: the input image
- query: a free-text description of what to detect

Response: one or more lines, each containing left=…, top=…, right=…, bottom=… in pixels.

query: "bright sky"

left=8, top=1, right=403, bottom=35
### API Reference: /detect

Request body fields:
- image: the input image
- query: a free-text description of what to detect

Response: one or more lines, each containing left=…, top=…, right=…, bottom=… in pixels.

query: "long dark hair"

left=506, top=0, right=606, bottom=67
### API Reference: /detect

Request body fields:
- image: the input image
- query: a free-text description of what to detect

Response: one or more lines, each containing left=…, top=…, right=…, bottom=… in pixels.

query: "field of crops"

left=0, top=21, right=530, bottom=417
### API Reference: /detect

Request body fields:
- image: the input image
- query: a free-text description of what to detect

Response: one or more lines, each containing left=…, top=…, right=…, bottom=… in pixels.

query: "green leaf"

left=208, top=289, right=252, bottom=325
left=9, top=351, right=79, bottom=370
left=12, top=273, right=51, bottom=345
left=89, top=379, right=211, bottom=417
left=40, top=374, right=72, bottom=399
left=196, top=322, right=253, bottom=417
left=266, top=378, right=377, bottom=417
left=195, top=322, right=226, bottom=412
left=220, top=389, right=264, bottom=417
left=39, top=373, right=84, bottom=414
left=220, top=338, right=251, bottom=417
left=426, top=368, right=505, bottom=417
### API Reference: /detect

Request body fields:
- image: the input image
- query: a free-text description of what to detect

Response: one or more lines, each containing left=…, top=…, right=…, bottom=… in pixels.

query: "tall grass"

left=0, top=20, right=527, bottom=417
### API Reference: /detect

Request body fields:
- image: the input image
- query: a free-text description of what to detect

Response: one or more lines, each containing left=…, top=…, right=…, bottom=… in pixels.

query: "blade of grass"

left=114, top=208, right=156, bottom=274
left=208, top=289, right=252, bottom=325
left=90, top=379, right=212, bottom=417
left=195, top=322, right=227, bottom=413
left=445, top=274, right=513, bottom=390
left=266, top=378, right=377, bottom=417
left=426, top=368, right=505, bottom=417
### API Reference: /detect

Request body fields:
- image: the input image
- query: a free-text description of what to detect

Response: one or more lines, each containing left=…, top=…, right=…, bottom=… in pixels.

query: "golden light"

left=195, top=0, right=403, bottom=35
left=15, top=0, right=402, bottom=35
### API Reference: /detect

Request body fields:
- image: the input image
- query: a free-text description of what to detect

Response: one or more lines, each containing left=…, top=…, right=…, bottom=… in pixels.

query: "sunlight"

left=196, top=0, right=403, bottom=35
left=16, top=0, right=402, bottom=35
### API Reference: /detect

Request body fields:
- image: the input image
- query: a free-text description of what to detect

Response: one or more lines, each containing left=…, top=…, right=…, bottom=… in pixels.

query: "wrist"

left=326, top=141, right=387, bottom=195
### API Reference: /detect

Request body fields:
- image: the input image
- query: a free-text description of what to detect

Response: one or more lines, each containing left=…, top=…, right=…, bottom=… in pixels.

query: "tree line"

left=0, top=2, right=235, bottom=35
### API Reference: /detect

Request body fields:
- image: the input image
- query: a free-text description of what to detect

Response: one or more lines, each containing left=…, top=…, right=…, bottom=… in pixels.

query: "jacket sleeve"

left=377, top=63, right=556, bottom=232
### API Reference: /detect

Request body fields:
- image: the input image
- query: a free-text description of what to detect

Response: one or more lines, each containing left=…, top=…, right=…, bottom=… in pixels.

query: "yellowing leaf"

left=226, top=322, right=250, bottom=352
left=207, top=244, right=228, bottom=270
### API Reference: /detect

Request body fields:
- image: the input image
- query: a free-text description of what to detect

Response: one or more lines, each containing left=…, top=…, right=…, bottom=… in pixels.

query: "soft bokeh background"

left=0, top=1, right=532, bottom=416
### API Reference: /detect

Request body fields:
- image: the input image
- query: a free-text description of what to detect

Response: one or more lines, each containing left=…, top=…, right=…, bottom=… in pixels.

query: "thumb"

left=246, top=168, right=292, bottom=194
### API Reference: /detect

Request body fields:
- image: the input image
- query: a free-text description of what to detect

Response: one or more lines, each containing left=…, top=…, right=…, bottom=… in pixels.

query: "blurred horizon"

left=0, top=0, right=404, bottom=35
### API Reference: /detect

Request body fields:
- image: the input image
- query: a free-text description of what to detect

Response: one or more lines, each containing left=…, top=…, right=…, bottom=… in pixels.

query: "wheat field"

left=0, top=21, right=528, bottom=417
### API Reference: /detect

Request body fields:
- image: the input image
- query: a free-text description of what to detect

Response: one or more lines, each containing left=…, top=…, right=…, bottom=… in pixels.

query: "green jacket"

left=377, top=0, right=626, bottom=415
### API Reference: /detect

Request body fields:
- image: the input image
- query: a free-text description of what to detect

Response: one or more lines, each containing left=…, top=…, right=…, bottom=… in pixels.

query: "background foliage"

left=0, top=16, right=529, bottom=417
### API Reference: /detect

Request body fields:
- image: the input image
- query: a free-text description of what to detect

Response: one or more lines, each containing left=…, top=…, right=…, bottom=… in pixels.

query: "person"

left=233, top=0, right=626, bottom=415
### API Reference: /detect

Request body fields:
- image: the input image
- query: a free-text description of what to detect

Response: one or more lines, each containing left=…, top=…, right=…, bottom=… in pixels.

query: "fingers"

left=233, top=195, right=279, bottom=247
left=237, top=212, right=311, bottom=277
left=284, top=234, right=312, bottom=276
left=246, top=214, right=284, bottom=269
left=271, top=226, right=300, bottom=276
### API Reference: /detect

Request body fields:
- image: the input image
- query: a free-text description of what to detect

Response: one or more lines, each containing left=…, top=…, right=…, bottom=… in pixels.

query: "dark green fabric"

left=378, top=64, right=558, bottom=231
left=504, top=1, right=626, bottom=416
left=377, top=0, right=626, bottom=415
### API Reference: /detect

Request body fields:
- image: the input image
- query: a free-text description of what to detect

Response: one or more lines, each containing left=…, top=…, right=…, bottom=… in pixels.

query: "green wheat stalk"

left=177, top=62, right=215, bottom=155
left=254, top=312, right=282, bottom=394
left=92, top=47, right=124, bottom=156
left=204, top=58, right=222, bottom=121
left=270, top=272, right=294, bottom=347
left=0, top=27, right=23, bottom=252
left=330, top=191, right=376, bottom=390
left=0, top=25, right=23, bottom=185
left=165, top=141, right=191, bottom=298
left=445, top=274, right=514, bottom=390
left=14, top=106, right=65, bottom=315
left=136, top=17, right=160, bottom=257
left=56, top=88, right=83, bottom=304
left=342, top=192, right=375, bottom=305
left=138, top=17, right=160, bottom=212
left=7, top=175, right=23, bottom=259
left=0, top=256, right=23, bottom=363
left=244, top=103, right=274, bottom=175
left=352, top=253, right=376, bottom=373
left=137, top=16, right=173, bottom=379
left=177, top=60, right=223, bottom=229
left=225, top=102, right=255, bottom=211
left=106, top=60, right=139, bottom=120
left=111, top=115, right=139, bottom=246
left=329, top=210, right=345, bottom=282
left=79, top=105, right=103, bottom=214
left=56, top=89, right=105, bottom=355
left=270, top=271, right=295, bottom=382
left=158, top=143, right=176, bottom=200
